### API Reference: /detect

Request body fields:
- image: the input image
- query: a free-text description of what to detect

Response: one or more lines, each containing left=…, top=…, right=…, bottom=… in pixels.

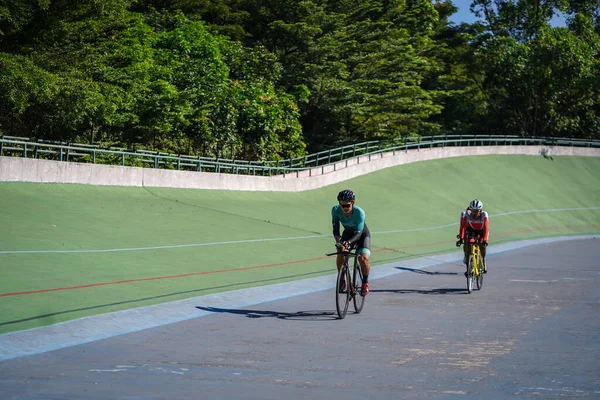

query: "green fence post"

left=92, top=150, right=96, bottom=163
left=122, top=153, right=125, bottom=166
left=24, top=144, right=28, bottom=158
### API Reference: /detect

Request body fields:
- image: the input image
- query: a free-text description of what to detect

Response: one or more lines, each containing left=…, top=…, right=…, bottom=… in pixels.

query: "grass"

left=0, top=154, right=599, bottom=334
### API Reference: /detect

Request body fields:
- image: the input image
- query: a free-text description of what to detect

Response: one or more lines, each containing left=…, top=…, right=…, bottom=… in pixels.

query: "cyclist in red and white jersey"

left=455, top=199, right=489, bottom=273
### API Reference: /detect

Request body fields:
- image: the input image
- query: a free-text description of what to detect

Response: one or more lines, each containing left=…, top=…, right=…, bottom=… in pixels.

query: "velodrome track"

left=1, top=155, right=599, bottom=336
left=1, top=151, right=599, bottom=398
left=1, top=237, right=599, bottom=399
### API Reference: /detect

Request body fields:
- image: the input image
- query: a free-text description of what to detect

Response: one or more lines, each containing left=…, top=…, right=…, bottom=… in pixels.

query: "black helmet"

left=337, top=189, right=355, bottom=202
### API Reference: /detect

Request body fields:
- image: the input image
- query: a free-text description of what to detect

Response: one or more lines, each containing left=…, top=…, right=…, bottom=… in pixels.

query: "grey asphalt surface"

left=1, top=238, right=599, bottom=400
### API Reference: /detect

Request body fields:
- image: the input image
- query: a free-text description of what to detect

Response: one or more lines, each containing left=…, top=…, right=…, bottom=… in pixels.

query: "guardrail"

left=1, top=135, right=599, bottom=177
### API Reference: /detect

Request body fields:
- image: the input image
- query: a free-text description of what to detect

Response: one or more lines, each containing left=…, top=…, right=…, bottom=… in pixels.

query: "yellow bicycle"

left=463, top=233, right=484, bottom=293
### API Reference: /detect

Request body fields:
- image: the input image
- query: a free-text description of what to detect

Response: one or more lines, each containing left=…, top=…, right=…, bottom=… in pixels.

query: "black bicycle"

left=326, top=248, right=366, bottom=319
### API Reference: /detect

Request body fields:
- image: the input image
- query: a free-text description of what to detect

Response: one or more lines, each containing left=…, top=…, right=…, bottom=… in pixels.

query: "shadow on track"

left=371, top=288, right=466, bottom=295
left=196, top=306, right=337, bottom=321
left=394, top=267, right=459, bottom=275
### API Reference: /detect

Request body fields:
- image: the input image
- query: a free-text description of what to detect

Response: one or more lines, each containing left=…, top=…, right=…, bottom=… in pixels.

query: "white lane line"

left=89, top=369, right=126, bottom=373
left=496, top=207, right=600, bottom=216
left=1, top=207, right=598, bottom=254
left=518, top=386, right=600, bottom=394
left=0, top=235, right=328, bottom=254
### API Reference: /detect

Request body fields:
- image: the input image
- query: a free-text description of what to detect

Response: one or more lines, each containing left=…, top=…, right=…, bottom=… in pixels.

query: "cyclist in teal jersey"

left=332, top=189, right=372, bottom=296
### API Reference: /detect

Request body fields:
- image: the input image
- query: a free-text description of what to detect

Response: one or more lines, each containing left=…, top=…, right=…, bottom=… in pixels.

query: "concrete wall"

left=1, top=145, right=598, bottom=192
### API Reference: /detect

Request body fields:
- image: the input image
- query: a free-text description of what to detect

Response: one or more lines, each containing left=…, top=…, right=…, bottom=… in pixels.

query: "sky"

left=448, top=0, right=479, bottom=25
left=447, top=0, right=568, bottom=27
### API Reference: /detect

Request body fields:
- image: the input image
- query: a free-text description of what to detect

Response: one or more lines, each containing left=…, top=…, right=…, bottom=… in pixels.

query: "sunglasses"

left=340, top=203, right=353, bottom=208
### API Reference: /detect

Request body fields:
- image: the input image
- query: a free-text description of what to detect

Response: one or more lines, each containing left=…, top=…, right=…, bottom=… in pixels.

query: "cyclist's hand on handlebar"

left=481, top=240, right=488, bottom=246
left=456, top=238, right=463, bottom=247
left=338, top=241, right=350, bottom=251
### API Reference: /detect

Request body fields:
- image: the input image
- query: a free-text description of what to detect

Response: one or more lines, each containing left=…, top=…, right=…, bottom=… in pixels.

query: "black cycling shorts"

left=341, top=225, right=371, bottom=256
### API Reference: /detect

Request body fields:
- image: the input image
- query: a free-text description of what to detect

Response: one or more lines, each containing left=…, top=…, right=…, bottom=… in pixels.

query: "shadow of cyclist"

left=371, top=288, right=466, bottom=295
left=395, top=267, right=459, bottom=275
left=196, top=306, right=337, bottom=321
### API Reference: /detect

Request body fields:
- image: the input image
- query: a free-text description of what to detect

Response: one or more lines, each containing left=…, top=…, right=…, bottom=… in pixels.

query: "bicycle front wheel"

left=466, top=255, right=474, bottom=294
left=336, top=266, right=351, bottom=319
left=353, top=260, right=365, bottom=314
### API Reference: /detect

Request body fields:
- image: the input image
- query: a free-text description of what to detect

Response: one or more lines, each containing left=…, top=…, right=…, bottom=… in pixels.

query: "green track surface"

left=1, top=155, right=599, bottom=334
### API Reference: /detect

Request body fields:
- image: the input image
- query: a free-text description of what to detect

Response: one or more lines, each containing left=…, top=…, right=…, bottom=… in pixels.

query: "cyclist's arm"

left=332, top=207, right=341, bottom=241
left=482, top=212, right=490, bottom=241
left=345, top=230, right=362, bottom=247
left=458, top=212, right=467, bottom=239
left=333, top=223, right=341, bottom=242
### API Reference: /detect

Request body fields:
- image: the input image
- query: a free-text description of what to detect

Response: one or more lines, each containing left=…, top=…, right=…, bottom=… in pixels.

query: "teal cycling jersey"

left=332, top=204, right=365, bottom=233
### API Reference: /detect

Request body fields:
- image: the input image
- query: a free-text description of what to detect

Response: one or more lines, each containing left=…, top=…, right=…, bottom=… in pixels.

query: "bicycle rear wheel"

left=476, top=255, right=484, bottom=290
left=466, top=255, right=474, bottom=293
left=352, top=259, right=365, bottom=314
left=336, top=265, right=351, bottom=319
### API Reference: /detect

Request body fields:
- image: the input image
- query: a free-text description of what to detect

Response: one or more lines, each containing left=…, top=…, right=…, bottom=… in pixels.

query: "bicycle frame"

left=464, top=234, right=484, bottom=293
left=468, top=241, right=482, bottom=276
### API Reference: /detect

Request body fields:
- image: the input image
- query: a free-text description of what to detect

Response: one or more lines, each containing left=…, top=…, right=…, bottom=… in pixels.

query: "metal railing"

left=1, top=135, right=598, bottom=177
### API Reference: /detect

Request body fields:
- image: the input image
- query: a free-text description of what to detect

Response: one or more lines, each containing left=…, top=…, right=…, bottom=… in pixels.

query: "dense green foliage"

left=1, top=0, right=599, bottom=157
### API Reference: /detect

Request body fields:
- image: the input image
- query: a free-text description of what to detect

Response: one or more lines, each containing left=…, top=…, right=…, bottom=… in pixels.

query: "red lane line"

left=2, top=225, right=598, bottom=298
left=0, top=256, right=328, bottom=298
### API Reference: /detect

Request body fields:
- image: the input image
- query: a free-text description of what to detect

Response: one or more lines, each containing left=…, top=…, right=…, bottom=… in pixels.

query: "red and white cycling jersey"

left=459, top=209, right=489, bottom=241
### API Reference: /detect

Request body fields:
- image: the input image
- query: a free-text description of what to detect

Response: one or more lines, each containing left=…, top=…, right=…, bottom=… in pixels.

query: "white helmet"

left=469, top=199, right=483, bottom=210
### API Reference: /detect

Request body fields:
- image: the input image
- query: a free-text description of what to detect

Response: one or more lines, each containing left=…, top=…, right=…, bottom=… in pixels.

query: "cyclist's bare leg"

left=358, top=254, right=370, bottom=279
left=336, top=254, right=345, bottom=272
left=481, top=245, right=487, bottom=272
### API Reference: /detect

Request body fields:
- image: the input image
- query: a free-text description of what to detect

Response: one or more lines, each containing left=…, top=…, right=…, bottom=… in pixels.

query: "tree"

left=471, top=0, right=600, bottom=137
